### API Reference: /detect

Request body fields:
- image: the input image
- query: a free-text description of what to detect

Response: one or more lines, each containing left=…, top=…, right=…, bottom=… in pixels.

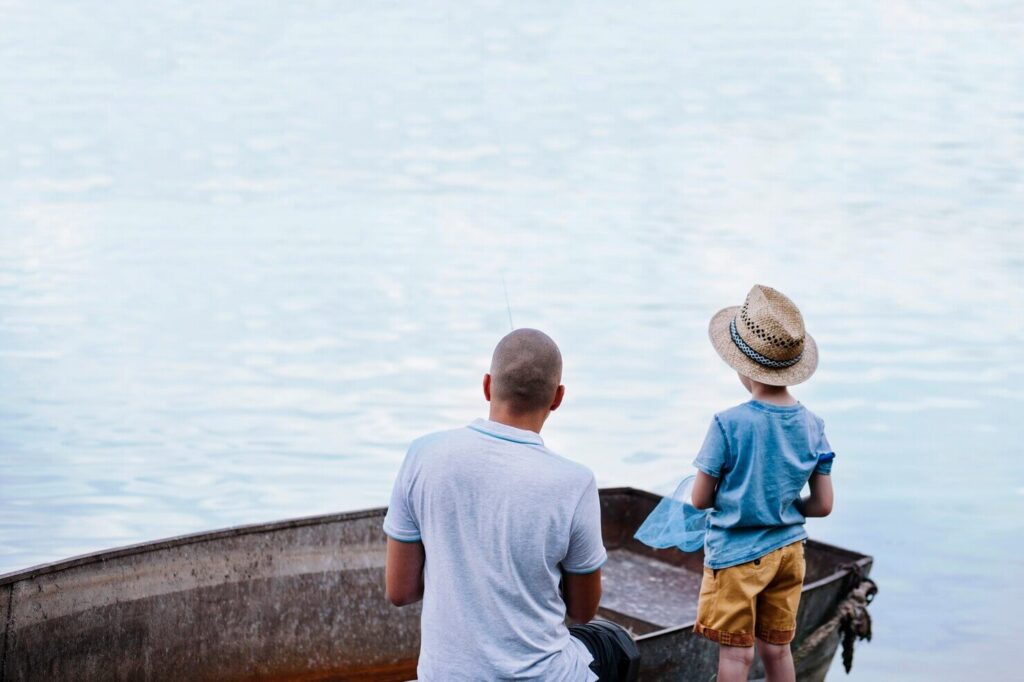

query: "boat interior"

left=595, top=488, right=859, bottom=638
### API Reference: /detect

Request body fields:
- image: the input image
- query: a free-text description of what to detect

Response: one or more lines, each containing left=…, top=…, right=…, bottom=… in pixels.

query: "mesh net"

left=633, top=475, right=708, bottom=553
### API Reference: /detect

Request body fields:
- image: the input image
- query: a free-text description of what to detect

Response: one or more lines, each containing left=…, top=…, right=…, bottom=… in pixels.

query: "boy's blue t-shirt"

left=692, top=400, right=834, bottom=569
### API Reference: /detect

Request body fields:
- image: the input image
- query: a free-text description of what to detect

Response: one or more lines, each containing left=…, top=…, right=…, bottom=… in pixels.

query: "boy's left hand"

left=691, top=471, right=719, bottom=510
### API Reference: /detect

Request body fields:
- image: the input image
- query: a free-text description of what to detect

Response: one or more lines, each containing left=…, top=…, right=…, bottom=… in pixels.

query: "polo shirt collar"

left=468, top=418, right=545, bottom=446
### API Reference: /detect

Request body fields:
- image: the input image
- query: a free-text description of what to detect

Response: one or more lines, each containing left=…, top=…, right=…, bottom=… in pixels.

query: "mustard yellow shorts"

left=694, top=540, right=806, bottom=647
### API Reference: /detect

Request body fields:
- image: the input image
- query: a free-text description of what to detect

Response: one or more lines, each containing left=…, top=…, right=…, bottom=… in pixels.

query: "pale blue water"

left=1, top=2, right=1023, bottom=678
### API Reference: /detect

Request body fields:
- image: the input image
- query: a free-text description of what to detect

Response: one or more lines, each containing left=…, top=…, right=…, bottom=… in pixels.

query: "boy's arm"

left=691, top=470, right=719, bottom=510
left=797, top=473, right=834, bottom=517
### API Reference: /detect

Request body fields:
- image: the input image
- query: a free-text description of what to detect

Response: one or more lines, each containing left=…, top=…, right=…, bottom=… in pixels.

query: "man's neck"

left=487, top=406, right=548, bottom=434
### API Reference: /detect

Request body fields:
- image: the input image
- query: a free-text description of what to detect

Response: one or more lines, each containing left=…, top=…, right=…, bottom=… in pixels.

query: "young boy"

left=690, top=285, right=835, bottom=682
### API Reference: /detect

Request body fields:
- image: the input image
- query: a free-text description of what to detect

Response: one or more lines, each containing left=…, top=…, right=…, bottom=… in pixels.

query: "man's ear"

left=549, top=384, right=565, bottom=412
left=483, top=373, right=492, bottom=402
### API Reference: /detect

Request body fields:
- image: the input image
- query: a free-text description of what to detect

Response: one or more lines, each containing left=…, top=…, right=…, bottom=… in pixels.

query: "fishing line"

left=502, top=275, right=515, bottom=331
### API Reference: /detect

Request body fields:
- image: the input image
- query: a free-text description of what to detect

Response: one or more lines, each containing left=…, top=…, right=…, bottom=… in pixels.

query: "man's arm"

left=385, top=537, right=425, bottom=606
left=562, top=568, right=602, bottom=624
left=690, top=470, right=719, bottom=510
left=560, top=475, right=606, bottom=623
left=796, top=473, right=834, bottom=517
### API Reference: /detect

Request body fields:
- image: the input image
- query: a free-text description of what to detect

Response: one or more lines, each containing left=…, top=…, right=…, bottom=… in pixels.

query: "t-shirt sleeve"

left=692, top=416, right=729, bottom=478
left=562, top=476, right=607, bottom=574
left=382, top=446, right=422, bottom=543
left=814, top=423, right=835, bottom=475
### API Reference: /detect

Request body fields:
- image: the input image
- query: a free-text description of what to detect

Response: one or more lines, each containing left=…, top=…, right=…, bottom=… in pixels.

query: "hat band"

left=730, top=317, right=803, bottom=369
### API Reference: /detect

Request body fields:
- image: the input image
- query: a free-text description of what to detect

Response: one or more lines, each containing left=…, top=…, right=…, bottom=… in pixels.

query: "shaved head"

left=489, top=329, right=563, bottom=414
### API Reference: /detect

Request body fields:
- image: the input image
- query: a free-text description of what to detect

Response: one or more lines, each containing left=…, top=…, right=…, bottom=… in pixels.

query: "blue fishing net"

left=633, top=475, right=708, bottom=553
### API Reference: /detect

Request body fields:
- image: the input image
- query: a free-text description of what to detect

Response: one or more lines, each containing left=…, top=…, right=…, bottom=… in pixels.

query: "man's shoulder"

left=410, top=426, right=470, bottom=447
left=536, top=444, right=596, bottom=483
left=408, top=424, right=594, bottom=483
left=405, top=426, right=476, bottom=457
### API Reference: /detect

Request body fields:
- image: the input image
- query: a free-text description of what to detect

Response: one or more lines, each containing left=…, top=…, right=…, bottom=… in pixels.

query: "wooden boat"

left=0, top=488, right=873, bottom=681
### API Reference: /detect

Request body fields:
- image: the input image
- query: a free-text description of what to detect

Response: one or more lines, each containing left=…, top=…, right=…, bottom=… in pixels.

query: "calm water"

left=2, top=2, right=1023, bottom=678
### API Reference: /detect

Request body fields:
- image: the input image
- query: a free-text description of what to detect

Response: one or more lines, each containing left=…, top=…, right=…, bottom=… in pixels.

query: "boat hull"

left=0, top=488, right=870, bottom=681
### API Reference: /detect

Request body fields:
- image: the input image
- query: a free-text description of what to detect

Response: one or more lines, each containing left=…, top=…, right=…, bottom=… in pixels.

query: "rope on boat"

left=792, top=563, right=877, bottom=674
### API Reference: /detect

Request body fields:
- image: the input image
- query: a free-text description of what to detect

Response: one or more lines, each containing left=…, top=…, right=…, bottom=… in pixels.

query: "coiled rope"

left=792, top=564, right=878, bottom=674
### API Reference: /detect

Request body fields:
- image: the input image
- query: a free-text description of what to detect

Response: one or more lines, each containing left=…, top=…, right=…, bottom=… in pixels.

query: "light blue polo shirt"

left=692, top=400, right=835, bottom=569
left=383, top=418, right=606, bottom=681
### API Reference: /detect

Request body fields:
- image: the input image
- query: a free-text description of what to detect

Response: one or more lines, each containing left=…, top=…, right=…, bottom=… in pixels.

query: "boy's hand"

left=691, top=471, right=719, bottom=510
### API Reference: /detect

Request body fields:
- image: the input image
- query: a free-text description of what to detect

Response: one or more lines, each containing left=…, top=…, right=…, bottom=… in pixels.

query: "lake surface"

left=1, top=1, right=1022, bottom=678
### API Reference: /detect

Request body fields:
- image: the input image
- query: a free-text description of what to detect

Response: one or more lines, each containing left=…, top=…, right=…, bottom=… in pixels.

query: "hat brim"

left=708, top=306, right=818, bottom=386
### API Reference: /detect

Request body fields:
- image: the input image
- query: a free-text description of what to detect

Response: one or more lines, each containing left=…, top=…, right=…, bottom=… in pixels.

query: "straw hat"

left=708, top=285, right=818, bottom=386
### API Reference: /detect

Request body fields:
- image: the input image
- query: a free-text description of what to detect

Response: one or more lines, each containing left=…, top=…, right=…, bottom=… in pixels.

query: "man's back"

left=383, top=418, right=607, bottom=681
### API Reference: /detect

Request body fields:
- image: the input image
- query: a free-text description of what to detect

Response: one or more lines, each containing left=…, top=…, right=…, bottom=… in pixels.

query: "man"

left=383, top=329, right=639, bottom=681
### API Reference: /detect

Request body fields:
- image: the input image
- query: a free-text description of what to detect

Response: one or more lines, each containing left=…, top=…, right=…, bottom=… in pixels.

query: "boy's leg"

left=694, top=565, right=760, bottom=647
left=757, top=641, right=796, bottom=682
left=694, top=562, right=767, bottom=681
left=717, top=643, right=756, bottom=682
left=754, top=541, right=806, bottom=682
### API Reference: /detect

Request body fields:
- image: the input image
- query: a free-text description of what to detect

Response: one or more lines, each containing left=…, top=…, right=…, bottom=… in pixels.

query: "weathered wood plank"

left=1, top=582, right=11, bottom=682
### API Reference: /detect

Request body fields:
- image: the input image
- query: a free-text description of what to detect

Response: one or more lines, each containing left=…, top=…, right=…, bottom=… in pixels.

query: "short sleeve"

left=692, top=416, right=729, bottom=478
left=562, top=476, right=607, bottom=574
left=382, top=448, right=421, bottom=543
left=814, top=425, right=835, bottom=476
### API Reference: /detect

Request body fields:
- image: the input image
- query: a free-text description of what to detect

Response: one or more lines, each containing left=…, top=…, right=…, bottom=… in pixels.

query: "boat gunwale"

left=0, top=487, right=873, bottom=619
left=0, top=486, right=649, bottom=585
left=0, top=507, right=387, bottom=586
